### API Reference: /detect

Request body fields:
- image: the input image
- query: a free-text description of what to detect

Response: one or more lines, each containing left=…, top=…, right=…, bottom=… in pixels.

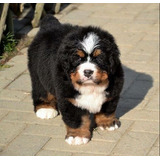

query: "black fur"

left=28, top=15, right=124, bottom=129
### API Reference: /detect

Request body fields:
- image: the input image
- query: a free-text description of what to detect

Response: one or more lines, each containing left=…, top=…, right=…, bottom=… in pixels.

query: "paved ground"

left=0, top=3, right=159, bottom=156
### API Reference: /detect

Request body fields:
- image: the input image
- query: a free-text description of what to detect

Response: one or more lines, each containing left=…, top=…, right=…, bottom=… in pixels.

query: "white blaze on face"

left=78, top=32, right=100, bottom=82
left=80, top=32, right=100, bottom=55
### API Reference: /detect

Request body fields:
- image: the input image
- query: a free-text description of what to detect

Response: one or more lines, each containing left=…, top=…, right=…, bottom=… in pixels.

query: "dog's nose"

left=84, top=69, right=93, bottom=78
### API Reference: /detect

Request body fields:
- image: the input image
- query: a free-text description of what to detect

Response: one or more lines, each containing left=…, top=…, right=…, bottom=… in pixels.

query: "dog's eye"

left=71, top=55, right=82, bottom=66
left=72, top=55, right=81, bottom=62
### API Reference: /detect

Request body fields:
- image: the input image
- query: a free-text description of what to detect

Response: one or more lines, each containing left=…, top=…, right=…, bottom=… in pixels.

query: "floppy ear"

left=57, top=44, right=73, bottom=79
left=108, top=50, right=120, bottom=75
left=60, top=55, right=69, bottom=71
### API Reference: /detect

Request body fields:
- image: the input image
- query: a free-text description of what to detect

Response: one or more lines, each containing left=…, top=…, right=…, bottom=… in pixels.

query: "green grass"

left=0, top=33, right=33, bottom=69
left=0, top=64, right=13, bottom=71
left=0, top=32, right=18, bottom=68
left=2, top=32, right=18, bottom=53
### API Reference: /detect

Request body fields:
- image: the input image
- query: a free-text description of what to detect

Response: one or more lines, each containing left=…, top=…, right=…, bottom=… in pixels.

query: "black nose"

left=84, top=69, right=93, bottom=78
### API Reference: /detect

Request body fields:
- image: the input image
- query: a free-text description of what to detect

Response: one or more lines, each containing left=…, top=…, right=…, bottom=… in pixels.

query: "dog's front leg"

left=58, top=99, right=91, bottom=145
left=65, top=115, right=91, bottom=145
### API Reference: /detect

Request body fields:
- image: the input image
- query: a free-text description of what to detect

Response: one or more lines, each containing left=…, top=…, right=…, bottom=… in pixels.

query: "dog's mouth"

left=70, top=63, right=109, bottom=88
left=76, top=77, right=101, bottom=85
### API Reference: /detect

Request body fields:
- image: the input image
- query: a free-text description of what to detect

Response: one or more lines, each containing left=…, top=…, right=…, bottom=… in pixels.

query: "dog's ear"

left=108, top=50, right=120, bottom=75
left=59, top=54, right=70, bottom=74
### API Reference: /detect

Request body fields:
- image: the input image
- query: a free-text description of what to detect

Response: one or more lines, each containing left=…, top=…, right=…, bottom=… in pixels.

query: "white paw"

left=99, top=123, right=119, bottom=131
left=36, top=108, right=58, bottom=119
left=106, top=123, right=119, bottom=131
left=65, top=136, right=89, bottom=145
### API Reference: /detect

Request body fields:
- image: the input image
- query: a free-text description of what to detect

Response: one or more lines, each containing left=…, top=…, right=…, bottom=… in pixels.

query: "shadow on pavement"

left=116, top=65, right=153, bottom=118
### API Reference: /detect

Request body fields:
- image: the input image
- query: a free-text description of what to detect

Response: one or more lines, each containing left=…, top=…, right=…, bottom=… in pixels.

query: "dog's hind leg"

left=35, top=93, right=58, bottom=119
left=30, top=73, right=58, bottom=119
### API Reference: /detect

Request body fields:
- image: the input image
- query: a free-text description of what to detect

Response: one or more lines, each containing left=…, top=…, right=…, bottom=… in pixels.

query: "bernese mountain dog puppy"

left=28, top=15, right=124, bottom=145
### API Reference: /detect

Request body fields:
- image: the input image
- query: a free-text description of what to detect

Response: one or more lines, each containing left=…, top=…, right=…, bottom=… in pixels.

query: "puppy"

left=28, top=15, right=124, bottom=145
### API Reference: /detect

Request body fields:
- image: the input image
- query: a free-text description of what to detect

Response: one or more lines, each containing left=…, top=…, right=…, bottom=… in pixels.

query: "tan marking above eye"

left=93, top=49, right=101, bottom=57
left=77, top=50, right=85, bottom=58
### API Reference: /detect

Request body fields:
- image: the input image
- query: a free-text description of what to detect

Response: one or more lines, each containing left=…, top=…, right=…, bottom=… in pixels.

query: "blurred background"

left=0, top=3, right=69, bottom=62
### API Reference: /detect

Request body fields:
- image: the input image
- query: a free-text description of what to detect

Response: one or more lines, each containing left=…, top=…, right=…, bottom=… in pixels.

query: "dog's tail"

left=40, top=14, right=61, bottom=30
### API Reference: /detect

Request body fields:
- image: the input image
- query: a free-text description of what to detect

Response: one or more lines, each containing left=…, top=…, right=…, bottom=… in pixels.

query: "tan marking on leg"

left=95, top=112, right=118, bottom=128
left=36, top=93, right=57, bottom=111
left=66, top=115, right=91, bottom=139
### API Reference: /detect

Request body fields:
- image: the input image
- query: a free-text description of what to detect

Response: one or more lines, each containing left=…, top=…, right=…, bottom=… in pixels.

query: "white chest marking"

left=75, top=85, right=107, bottom=113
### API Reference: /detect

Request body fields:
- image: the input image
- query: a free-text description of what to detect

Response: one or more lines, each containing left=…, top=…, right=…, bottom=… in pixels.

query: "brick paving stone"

left=102, top=24, right=129, bottom=36
left=7, top=55, right=27, bottom=64
left=130, top=40, right=158, bottom=55
left=121, top=3, right=150, bottom=12
left=0, top=63, right=27, bottom=81
left=124, top=62, right=159, bottom=73
left=71, top=152, right=102, bottom=156
left=92, top=119, right=133, bottom=142
left=0, top=110, right=8, bottom=120
left=91, top=6, right=136, bottom=19
left=7, top=74, right=31, bottom=92
left=0, top=135, right=50, bottom=156
left=137, top=10, right=159, bottom=20
left=154, top=137, right=159, bottom=147
left=133, top=18, right=157, bottom=25
left=3, top=111, right=64, bottom=126
left=60, top=19, right=82, bottom=26
left=27, top=27, right=39, bottom=37
left=120, top=109, right=159, bottom=122
left=115, top=32, right=146, bottom=46
left=111, top=131, right=158, bottom=156
left=80, top=16, right=109, bottom=27
left=23, top=124, right=66, bottom=138
left=20, top=47, right=28, bottom=55
left=106, top=18, right=134, bottom=25
left=37, top=149, right=101, bottom=156
left=0, top=89, right=27, bottom=101
left=0, top=122, right=26, bottom=145
left=63, top=10, right=92, bottom=21
left=118, top=45, right=133, bottom=55
left=143, top=32, right=159, bottom=41
left=121, top=53, right=153, bottom=63
left=23, top=69, right=29, bottom=74
left=0, top=145, right=5, bottom=152
left=22, top=94, right=32, bottom=103
left=36, top=150, right=73, bottom=156
left=130, top=121, right=159, bottom=134
left=145, top=93, right=159, bottom=111
left=0, top=77, right=12, bottom=91
left=149, top=24, right=159, bottom=34
left=147, top=146, right=159, bottom=156
left=0, top=100, right=33, bottom=112
left=122, top=23, right=153, bottom=33
left=44, top=138, right=115, bottom=155
left=77, top=3, right=123, bottom=12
